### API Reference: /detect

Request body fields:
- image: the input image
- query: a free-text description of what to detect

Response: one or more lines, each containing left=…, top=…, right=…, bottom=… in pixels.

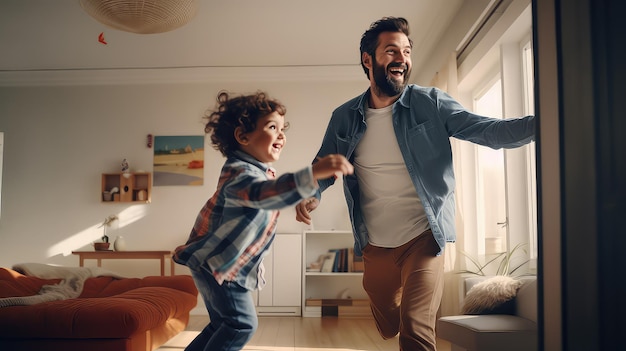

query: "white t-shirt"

left=354, top=105, right=430, bottom=248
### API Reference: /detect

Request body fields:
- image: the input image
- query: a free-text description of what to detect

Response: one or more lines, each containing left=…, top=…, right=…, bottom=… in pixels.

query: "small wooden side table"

left=72, top=250, right=175, bottom=276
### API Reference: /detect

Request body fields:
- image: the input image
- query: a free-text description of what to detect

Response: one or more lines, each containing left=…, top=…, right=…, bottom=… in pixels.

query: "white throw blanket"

left=0, top=263, right=124, bottom=307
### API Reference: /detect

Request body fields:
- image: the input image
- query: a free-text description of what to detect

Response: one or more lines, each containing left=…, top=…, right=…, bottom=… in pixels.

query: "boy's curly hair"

left=204, top=90, right=287, bottom=157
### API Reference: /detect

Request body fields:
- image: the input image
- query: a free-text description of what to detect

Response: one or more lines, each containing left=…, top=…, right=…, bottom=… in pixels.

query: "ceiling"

left=0, top=0, right=494, bottom=85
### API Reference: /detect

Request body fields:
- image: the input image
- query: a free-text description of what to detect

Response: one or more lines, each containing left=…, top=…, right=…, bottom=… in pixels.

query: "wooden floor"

left=158, top=315, right=452, bottom=351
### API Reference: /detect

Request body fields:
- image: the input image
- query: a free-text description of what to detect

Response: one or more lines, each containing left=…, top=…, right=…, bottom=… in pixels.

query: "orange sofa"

left=0, top=267, right=198, bottom=351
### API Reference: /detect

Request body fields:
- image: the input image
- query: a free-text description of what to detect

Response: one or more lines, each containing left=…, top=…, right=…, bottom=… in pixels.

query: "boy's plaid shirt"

left=173, top=150, right=316, bottom=290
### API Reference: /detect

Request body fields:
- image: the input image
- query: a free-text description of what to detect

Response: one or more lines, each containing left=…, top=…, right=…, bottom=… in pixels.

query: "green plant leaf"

left=456, top=243, right=531, bottom=277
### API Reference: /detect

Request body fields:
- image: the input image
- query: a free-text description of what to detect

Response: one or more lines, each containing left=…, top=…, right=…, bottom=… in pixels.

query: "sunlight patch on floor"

left=154, top=316, right=450, bottom=351
left=158, top=332, right=388, bottom=351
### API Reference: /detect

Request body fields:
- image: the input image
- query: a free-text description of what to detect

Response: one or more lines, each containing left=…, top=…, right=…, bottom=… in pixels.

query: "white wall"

left=0, top=75, right=363, bottom=276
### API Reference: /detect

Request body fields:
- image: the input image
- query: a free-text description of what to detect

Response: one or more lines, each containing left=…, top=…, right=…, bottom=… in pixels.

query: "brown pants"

left=362, top=230, right=444, bottom=351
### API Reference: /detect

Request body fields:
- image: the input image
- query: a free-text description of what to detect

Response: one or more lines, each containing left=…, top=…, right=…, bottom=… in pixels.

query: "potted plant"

left=95, top=215, right=118, bottom=251
left=457, top=242, right=531, bottom=277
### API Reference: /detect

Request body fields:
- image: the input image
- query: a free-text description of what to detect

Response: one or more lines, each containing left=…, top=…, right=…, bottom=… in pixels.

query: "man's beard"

left=372, top=60, right=410, bottom=98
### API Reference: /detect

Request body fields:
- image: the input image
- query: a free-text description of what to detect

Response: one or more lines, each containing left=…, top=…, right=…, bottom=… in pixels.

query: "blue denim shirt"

left=313, top=84, right=535, bottom=256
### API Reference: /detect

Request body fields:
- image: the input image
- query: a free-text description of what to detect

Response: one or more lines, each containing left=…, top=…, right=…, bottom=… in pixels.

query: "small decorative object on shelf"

left=102, top=191, right=113, bottom=202
left=113, top=235, right=126, bottom=251
left=137, top=190, right=147, bottom=201
left=121, top=159, right=129, bottom=172
left=121, top=158, right=130, bottom=178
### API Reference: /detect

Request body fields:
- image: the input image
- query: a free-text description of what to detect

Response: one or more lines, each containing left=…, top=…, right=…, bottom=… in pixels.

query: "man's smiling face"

left=370, top=31, right=412, bottom=97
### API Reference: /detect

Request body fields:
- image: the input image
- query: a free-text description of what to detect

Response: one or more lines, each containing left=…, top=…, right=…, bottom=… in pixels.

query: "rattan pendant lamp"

left=79, top=0, right=199, bottom=34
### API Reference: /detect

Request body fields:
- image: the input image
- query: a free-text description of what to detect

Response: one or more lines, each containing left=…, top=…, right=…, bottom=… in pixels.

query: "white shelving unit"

left=302, top=230, right=368, bottom=317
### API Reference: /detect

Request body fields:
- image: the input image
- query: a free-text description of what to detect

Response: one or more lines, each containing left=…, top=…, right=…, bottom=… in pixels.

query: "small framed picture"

left=153, top=135, right=204, bottom=186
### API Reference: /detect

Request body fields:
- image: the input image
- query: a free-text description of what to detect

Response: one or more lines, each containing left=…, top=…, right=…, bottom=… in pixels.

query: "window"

left=473, top=78, right=507, bottom=255
left=457, top=38, right=537, bottom=274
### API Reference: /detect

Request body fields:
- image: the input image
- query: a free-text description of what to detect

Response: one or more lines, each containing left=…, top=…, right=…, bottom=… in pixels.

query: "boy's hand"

left=296, top=197, right=319, bottom=224
left=311, top=154, right=353, bottom=180
left=296, top=154, right=352, bottom=224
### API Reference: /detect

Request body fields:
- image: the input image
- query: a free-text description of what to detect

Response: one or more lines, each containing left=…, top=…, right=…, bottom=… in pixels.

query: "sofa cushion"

left=0, top=267, right=61, bottom=297
left=461, top=276, right=523, bottom=314
left=0, top=267, right=197, bottom=300
left=80, top=274, right=198, bottom=297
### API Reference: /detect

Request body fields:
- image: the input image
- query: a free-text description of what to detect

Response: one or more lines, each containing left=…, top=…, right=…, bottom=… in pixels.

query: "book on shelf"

left=306, top=254, right=327, bottom=272
left=314, top=247, right=365, bottom=273
left=329, top=249, right=341, bottom=272
left=320, top=251, right=336, bottom=272
left=306, top=298, right=322, bottom=306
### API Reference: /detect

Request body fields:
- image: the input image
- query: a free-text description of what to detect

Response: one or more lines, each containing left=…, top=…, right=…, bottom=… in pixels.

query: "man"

left=295, top=17, right=535, bottom=350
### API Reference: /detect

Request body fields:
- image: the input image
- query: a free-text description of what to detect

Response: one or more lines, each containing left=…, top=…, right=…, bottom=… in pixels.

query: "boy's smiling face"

left=236, top=111, right=287, bottom=163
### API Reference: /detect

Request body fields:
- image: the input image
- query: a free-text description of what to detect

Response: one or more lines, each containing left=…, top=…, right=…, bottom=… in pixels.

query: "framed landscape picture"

left=153, top=135, right=204, bottom=186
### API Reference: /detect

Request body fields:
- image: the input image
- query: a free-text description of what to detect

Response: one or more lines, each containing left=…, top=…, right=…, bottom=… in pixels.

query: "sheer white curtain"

left=0, top=132, right=3, bottom=220
left=430, top=52, right=467, bottom=316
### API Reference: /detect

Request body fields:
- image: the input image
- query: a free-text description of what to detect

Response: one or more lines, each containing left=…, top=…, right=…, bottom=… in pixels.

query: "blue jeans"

left=186, top=266, right=258, bottom=351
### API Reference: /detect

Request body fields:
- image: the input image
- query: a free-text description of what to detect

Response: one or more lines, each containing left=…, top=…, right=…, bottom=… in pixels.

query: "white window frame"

left=521, top=38, right=538, bottom=270
left=457, top=32, right=536, bottom=275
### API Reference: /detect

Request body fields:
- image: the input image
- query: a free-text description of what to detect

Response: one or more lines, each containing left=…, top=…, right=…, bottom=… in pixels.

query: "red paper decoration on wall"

left=98, top=32, right=107, bottom=45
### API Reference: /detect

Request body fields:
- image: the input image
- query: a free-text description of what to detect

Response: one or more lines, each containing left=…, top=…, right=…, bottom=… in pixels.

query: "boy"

left=174, top=90, right=353, bottom=351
